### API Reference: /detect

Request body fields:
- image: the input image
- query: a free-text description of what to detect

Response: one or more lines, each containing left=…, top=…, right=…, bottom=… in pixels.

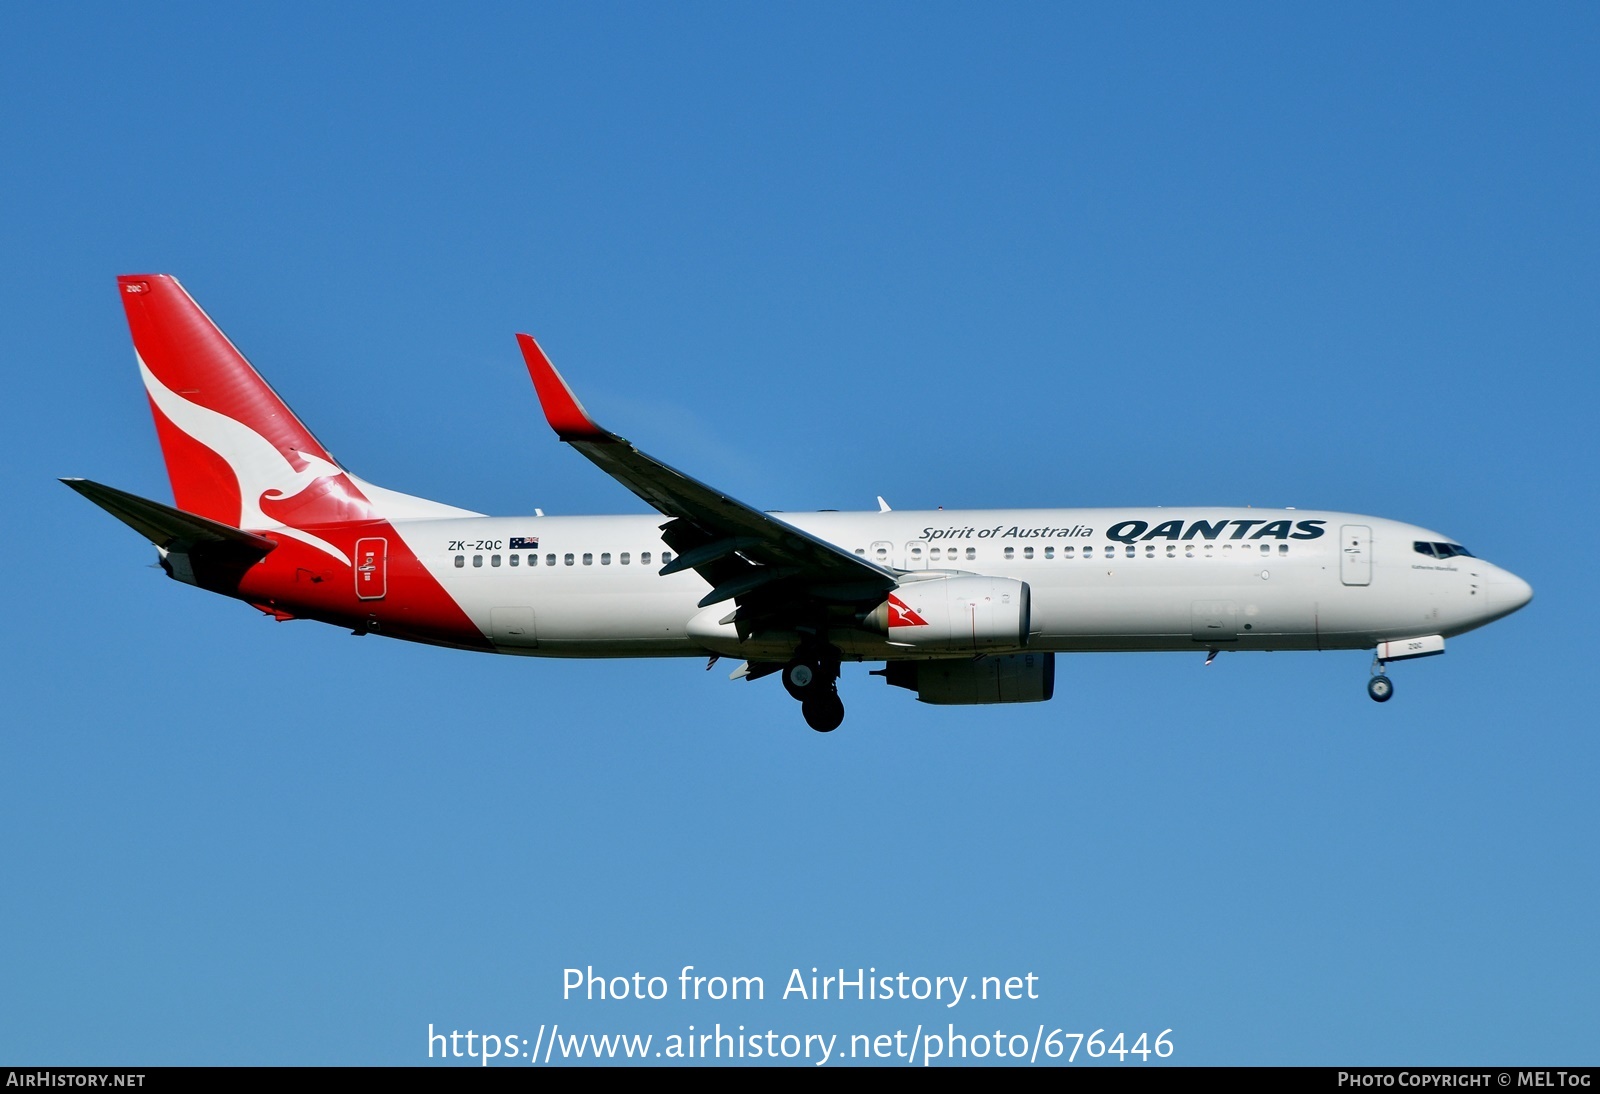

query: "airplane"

left=65, top=274, right=1534, bottom=732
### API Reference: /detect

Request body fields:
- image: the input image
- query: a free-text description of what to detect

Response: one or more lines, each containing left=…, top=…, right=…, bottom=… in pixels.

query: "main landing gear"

left=784, top=649, right=845, bottom=732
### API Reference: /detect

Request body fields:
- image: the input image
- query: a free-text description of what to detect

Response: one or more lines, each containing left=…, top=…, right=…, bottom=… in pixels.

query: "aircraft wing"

left=516, top=334, right=897, bottom=611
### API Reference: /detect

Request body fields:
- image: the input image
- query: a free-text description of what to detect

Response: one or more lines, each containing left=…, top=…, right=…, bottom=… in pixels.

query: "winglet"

left=516, top=333, right=609, bottom=441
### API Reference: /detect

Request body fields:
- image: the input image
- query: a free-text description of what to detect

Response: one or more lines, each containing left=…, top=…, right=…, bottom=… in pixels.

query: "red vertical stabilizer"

left=118, top=274, right=378, bottom=532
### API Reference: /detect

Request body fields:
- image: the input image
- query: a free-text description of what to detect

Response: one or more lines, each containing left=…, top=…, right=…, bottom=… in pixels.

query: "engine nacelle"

left=864, top=575, right=1031, bottom=652
left=876, top=652, right=1056, bottom=705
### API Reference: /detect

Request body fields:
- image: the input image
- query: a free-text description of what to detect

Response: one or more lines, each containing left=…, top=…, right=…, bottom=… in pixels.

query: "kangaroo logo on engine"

left=885, top=594, right=929, bottom=628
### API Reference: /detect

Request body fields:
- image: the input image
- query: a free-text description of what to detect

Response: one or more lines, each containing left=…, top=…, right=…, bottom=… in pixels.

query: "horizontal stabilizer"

left=61, top=478, right=278, bottom=554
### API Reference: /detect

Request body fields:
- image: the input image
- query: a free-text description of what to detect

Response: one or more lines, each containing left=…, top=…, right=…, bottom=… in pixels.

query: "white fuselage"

left=386, top=507, right=1530, bottom=661
left=95, top=274, right=1535, bottom=725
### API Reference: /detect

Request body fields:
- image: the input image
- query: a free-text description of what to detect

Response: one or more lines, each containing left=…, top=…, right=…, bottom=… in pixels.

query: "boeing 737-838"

left=66, top=275, right=1533, bottom=731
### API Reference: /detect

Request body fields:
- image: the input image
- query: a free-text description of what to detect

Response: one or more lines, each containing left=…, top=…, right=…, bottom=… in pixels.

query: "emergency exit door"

left=1340, top=525, right=1371, bottom=586
left=355, top=537, right=387, bottom=599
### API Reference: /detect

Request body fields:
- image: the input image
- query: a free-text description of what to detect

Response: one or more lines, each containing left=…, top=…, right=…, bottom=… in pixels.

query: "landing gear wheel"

left=1367, top=675, right=1394, bottom=703
left=802, top=691, right=845, bottom=733
left=783, top=660, right=818, bottom=701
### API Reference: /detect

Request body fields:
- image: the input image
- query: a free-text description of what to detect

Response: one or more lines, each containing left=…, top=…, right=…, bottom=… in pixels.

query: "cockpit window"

left=1414, top=541, right=1438, bottom=558
left=1417, top=541, right=1475, bottom=559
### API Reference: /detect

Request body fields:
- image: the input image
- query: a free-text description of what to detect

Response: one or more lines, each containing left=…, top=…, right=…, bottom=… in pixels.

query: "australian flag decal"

left=510, top=536, right=540, bottom=550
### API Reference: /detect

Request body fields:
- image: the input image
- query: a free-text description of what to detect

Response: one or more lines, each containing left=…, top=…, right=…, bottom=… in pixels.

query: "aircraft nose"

left=1491, top=570, right=1533, bottom=614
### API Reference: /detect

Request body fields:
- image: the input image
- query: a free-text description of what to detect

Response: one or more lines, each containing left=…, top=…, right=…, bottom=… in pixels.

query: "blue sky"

left=2, top=3, right=1595, bottom=1066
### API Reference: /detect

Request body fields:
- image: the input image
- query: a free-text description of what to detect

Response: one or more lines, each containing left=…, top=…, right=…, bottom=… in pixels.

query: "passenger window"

left=910, top=545, right=923, bottom=559
left=1126, top=545, right=1136, bottom=557
left=1145, top=545, right=1155, bottom=557
left=454, top=555, right=464, bottom=568
left=1166, top=545, right=1177, bottom=557
left=641, top=552, right=651, bottom=565
left=491, top=554, right=501, bottom=567
left=1278, top=543, right=1288, bottom=555
left=1023, top=546, right=1033, bottom=559
left=545, top=554, right=556, bottom=567
left=583, top=552, right=593, bottom=566
left=473, top=555, right=483, bottom=568
left=661, top=551, right=673, bottom=565
left=965, top=547, right=976, bottom=561
left=621, top=552, right=630, bottom=565
left=564, top=553, right=574, bottom=566
left=510, top=554, right=519, bottom=567
left=1004, top=547, right=1015, bottom=560
left=1064, top=546, right=1075, bottom=558
left=601, top=552, right=611, bottom=565
left=1044, top=546, right=1054, bottom=559
left=1260, top=544, right=1270, bottom=555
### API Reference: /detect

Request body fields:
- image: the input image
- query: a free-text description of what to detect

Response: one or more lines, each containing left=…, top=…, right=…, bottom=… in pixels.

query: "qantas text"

left=920, top=518, right=1326, bottom=543
left=1105, top=518, right=1327, bottom=543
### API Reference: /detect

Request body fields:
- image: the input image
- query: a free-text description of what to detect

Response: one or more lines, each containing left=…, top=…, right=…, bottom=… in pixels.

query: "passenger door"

left=1340, top=525, right=1372, bottom=586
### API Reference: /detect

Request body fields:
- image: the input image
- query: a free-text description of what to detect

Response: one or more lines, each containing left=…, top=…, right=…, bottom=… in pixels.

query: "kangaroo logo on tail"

left=138, top=356, right=352, bottom=565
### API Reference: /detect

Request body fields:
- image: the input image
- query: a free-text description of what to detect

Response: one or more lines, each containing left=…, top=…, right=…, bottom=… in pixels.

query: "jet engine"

left=863, top=575, right=1031, bottom=652
left=875, top=652, right=1056, bottom=705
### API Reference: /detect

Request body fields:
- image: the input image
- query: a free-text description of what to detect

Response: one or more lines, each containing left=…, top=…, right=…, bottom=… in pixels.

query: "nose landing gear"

left=784, top=649, right=845, bottom=732
left=1367, top=651, right=1394, bottom=703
